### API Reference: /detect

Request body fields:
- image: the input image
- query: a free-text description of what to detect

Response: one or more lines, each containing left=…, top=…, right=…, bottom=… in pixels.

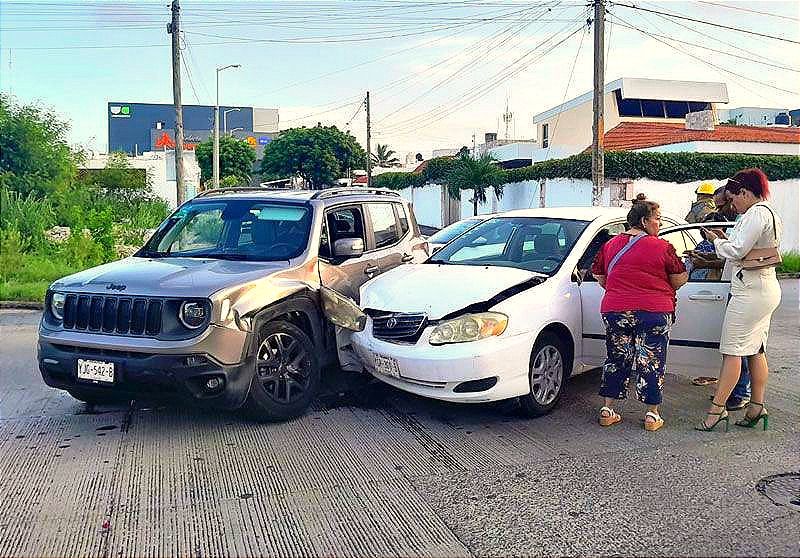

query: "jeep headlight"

left=320, top=287, right=366, bottom=332
left=179, top=301, right=208, bottom=329
left=50, top=292, right=66, bottom=320
left=429, top=312, right=508, bottom=345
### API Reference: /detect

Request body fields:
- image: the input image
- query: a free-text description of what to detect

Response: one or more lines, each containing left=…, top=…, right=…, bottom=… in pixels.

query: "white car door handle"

left=688, top=293, right=724, bottom=301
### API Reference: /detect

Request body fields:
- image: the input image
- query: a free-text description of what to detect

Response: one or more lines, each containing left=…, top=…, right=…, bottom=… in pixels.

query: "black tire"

left=245, top=320, right=321, bottom=422
left=67, top=388, right=127, bottom=405
left=519, top=332, right=569, bottom=418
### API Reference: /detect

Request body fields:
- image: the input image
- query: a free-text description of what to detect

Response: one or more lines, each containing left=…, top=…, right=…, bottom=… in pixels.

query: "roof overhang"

left=533, top=77, right=729, bottom=123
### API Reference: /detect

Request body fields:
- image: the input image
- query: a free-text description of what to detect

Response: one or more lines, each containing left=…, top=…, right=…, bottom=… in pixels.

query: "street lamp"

left=214, top=64, right=241, bottom=189
left=229, top=127, right=244, bottom=136
left=223, top=107, right=241, bottom=135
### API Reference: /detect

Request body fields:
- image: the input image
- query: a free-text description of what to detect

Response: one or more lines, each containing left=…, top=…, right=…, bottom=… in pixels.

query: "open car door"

left=658, top=223, right=732, bottom=375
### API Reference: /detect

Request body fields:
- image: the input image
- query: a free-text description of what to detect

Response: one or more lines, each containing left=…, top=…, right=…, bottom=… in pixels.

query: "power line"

left=546, top=23, right=587, bottom=162
left=608, top=19, right=800, bottom=73
left=695, top=0, right=800, bottom=23
left=610, top=12, right=798, bottom=96
left=610, top=2, right=800, bottom=45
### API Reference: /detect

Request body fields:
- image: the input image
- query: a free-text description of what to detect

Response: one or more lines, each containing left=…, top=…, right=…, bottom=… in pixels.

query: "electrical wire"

left=610, top=2, right=800, bottom=45
left=610, top=12, right=798, bottom=96
left=695, top=0, right=800, bottom=23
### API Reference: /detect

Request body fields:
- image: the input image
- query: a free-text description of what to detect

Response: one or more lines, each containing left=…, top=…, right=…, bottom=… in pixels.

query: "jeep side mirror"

left=334, top=238, right=364, bottom=258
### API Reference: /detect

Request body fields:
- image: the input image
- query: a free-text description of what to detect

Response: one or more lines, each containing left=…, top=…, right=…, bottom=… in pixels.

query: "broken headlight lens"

left=429, top=312, right=508, bottom=345
left=320, top=287, right=366, bottom=332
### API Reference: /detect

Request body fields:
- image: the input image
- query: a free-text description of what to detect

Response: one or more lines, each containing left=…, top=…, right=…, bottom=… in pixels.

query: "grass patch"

left=778, top=251, right=800, bottom=274
left=0, top=253, right=86, bottom=302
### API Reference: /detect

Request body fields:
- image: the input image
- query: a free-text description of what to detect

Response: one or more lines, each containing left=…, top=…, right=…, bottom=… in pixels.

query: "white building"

left=82, top=151, right=201, bottom=208
left=718, top=107, right=794, bottom=127
left=479, top=78, right=799, bottom=163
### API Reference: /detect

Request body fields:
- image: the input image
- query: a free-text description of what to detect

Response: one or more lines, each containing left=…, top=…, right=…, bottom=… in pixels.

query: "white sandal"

left=599, top=406, right=622, bottom=427
left=644, top=411, right=664, bottom=432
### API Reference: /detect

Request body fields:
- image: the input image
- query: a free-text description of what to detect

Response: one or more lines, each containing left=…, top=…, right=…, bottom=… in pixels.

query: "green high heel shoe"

left=735, top=402, right=769, bottom=430
left=695, top=401, right=729, bottom=432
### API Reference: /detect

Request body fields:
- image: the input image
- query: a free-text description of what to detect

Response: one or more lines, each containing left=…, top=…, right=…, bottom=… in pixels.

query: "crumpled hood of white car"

left=359, top=263, right=541, bottom=319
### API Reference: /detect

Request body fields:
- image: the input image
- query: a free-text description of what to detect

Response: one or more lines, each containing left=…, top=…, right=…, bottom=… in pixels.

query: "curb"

left=0, top=301, right=45, bottom=310
left=777, top=273, right=800, bottom=279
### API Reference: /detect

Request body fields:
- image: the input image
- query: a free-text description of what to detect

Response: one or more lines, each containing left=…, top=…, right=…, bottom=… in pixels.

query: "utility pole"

left=591, top=0, right=605, bottom=206
left=365, top=91, right=372, bottom=189
left=169, top=0, right=186, bottom=205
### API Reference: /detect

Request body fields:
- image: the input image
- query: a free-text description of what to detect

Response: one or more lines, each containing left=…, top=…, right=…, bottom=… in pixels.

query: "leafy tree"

left=446, top=154, right=504, bottom=216
left=82, top=152, right=151, bottom=200
left=195, top=134, right=257, bottom=185
left=0, top=94, right=78, bottom=196
left=372, top=144, right=400, bottom=167
left=260, top=125, right=367, bottom=189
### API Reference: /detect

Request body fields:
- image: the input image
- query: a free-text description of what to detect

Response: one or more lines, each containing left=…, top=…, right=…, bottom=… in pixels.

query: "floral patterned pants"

left=599, top=311, right=674, bottom=405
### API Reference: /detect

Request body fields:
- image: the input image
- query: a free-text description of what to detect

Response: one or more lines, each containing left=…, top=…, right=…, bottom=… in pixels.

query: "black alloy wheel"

left=245, top=320, right=321, bottom=422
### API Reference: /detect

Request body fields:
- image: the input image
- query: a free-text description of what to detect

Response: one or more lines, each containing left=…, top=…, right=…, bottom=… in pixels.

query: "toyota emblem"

left=386, top=317, right=398, bottom=329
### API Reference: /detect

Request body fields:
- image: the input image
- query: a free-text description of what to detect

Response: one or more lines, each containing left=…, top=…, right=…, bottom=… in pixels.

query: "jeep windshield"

left=427, top=216, right=590, bottom=275
left=139, top=199, right=312, bottom=261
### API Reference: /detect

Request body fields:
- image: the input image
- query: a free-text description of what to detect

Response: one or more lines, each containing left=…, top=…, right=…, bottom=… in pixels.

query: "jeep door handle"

left=688, top=293, right=724, bottom=301
left=364, top=265, right=380, bottom=275
left=401, top=254, right=414, bottom=263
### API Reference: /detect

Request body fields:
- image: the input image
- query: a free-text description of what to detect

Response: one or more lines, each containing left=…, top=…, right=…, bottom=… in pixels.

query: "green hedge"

left=373, top=151, right=800, bottom=190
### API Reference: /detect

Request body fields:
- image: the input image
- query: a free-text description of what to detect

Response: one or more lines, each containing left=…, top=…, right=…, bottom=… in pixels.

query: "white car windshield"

left=428, top=216, right=590, bottom=275
left=427, top=218, right=483, bottom=245
left=140, top=200, right=312, bottom=261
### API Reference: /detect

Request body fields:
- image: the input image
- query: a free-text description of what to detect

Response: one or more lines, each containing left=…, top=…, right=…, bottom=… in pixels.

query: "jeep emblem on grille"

left=106, top=283, right=127, bottom=291
left=386, top=317, right=398, bottom=329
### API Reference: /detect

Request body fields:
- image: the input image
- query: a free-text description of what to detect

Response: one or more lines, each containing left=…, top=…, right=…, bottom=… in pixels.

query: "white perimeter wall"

left=400, top=178, right=799, bottom=252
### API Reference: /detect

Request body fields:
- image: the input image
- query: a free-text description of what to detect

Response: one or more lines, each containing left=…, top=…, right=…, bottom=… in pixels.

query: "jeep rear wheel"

left=245, top=320, right=320, bottom=422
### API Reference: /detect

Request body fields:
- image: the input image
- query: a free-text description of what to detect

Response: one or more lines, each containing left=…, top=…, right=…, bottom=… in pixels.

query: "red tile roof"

left=601, top=122, right=800, bottom=151
left=353, top=175, right=368, bottom=184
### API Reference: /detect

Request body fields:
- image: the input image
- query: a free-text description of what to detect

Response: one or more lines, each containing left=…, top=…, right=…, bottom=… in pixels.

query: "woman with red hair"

left=697, top=168, right=783, bottom=432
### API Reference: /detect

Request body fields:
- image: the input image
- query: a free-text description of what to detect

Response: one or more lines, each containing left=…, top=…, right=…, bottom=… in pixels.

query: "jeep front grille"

left=371, top=312, right=427, bottom=343
left=62, top=294, right=162, bottom=336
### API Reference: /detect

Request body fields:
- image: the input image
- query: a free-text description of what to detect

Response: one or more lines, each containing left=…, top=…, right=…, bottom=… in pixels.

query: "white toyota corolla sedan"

left=343, top=207, right=732, bottom=417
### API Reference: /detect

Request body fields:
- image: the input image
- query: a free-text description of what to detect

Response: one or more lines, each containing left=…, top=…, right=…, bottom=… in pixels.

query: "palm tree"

left=371, top=144, right=400, bottom=167
left=446, top=154, right=504, bottom=216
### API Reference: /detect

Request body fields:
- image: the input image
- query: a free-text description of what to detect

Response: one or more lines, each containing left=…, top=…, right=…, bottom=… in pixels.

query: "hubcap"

left=256, top=332, right=312, bottom=404
left=530, top=345, right=563, bottom=406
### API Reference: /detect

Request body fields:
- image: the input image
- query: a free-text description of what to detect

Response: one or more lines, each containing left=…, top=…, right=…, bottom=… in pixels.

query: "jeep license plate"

left=77, top=359, right=115, bottom=383
left=373, top=353, right=401, bottom=378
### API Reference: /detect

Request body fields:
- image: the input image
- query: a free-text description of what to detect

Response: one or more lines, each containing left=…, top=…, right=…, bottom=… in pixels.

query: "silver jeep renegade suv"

left=38, top=187, right=428, bottom=421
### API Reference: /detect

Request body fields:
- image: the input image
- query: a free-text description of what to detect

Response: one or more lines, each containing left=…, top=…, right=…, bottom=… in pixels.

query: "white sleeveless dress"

left=714, top=202, right=783, bottom=356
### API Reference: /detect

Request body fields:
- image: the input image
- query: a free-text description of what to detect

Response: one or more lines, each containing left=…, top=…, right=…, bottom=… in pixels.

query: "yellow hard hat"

left=696, top=182, right=716, bottom=195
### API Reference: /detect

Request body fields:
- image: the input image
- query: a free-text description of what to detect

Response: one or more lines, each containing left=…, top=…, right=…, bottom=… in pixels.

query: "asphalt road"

left=1, top=281, right=798, bottom=557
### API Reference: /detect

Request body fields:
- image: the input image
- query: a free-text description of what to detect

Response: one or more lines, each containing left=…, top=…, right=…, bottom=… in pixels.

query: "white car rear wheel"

left=520, top=332, right=567, bottom=417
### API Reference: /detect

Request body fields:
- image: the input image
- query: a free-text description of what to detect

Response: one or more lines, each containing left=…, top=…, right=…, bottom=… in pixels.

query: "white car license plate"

left=77, top=359, right=115, bottom=383
left=373, top=353, right=401, bottom=378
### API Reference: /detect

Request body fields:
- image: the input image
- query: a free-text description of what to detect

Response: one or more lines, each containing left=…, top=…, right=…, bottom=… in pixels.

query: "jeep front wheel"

left=245, top=320, right=320, bottom=422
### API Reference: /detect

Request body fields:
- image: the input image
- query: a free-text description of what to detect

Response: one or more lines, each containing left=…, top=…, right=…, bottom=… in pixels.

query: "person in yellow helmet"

left=685, top=182, right=717, bottom=223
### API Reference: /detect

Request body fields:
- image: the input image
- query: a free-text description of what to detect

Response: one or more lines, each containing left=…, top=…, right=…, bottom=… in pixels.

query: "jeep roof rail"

left=310, top=187, right=400, bottom=200
left=195, top=187, right=290, bottom=198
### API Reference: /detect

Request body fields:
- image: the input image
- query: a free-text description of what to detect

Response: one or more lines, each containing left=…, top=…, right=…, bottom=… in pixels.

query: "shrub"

left=778, top=252, right=800, bottom=274
left=0, top=186, right=54, bottom=249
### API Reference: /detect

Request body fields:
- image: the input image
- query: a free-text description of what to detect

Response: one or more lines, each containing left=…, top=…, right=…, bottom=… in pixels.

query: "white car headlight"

left=50, top=292, right=66, bottom=320
left=320, top=287, right=366, bottom=332
left=429, top=312, right=508, bottom=345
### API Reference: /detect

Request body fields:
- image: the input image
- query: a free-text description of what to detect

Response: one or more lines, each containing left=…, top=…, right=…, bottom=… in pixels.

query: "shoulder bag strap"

left=606, top=234, right=647, bottom=276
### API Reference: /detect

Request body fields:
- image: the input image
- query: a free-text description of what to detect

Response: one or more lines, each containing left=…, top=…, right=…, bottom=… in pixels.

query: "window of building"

left=541, top=123, right=549, bottom=148
left=641, top=99, right=665, bottom=118
left=665, top=101, right=690, bottom=119
left=688, top=102, right=711, bottom=113
left=616, top=91, right=642, bottom=117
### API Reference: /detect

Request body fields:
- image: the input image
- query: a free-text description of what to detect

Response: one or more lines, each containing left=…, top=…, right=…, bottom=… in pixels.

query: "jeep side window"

left=324, top=206, right=365, bottom=259
left=395, top=203, right=410, bottom=237
left=367, top=203, right=400, bottom=249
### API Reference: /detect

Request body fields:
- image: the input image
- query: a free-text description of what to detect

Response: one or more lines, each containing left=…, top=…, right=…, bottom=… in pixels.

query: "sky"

left=1, top=0, right=799, bottom=160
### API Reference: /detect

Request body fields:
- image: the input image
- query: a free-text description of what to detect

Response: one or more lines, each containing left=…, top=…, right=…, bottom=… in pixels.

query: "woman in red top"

left=591, top=195, right=689, bottom=431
